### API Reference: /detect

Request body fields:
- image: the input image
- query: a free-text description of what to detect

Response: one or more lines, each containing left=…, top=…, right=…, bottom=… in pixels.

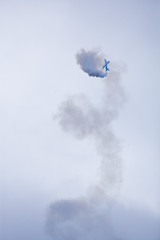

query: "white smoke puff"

left=76, top=49, right=108, bottom=78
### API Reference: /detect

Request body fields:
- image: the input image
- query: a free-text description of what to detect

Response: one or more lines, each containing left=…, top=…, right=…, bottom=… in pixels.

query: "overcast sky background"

left=0, top=1, right=160, bottom=240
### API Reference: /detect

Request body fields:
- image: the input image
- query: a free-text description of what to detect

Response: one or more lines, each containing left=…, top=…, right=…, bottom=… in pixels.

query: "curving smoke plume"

left=47, top=50, right=125, bottom=240
left=76, top=49, right=108, bottom=78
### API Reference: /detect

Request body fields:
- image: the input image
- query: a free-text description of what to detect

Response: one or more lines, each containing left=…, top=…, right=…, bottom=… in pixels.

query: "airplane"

left=102, top=59, right=110, bottom=72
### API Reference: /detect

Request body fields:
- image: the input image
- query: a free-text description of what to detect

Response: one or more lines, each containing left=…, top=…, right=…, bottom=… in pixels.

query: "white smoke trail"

left=54, top=67, right=125, bottom=195
left=47, top=50, right=125, bottom=240
left=76, top=49, right=108, bottom=78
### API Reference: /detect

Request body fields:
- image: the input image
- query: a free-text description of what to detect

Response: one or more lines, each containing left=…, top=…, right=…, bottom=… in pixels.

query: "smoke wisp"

left=76, top=49, right=108, bottom=78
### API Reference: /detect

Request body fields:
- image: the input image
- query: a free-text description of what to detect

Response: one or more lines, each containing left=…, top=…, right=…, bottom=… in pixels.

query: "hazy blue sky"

left=0, top=1, right=160, bottom=240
